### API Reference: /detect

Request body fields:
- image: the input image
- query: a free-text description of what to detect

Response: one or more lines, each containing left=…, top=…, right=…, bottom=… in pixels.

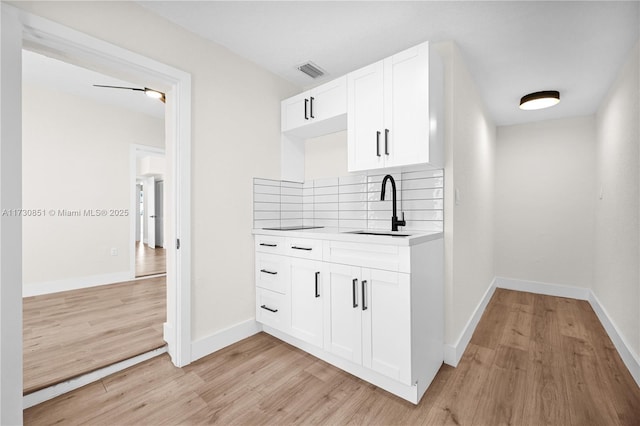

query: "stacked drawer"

left=255, top=236, right=322, bottom=331
left=255, top=236, right=288, bottom=330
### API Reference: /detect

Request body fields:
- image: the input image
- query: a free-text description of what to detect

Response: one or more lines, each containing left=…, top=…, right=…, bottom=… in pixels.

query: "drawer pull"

left=291, top=246, right=312, bottom=251
left=259, top=243, right=277, bottom=247
left=260, top=269, right=277, bottom=275
left=260, top=304, right=278, bottom=313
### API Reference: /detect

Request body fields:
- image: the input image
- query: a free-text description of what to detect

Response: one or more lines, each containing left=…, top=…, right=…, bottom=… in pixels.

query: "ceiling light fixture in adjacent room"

left=519, top=90, right=560, bottom=110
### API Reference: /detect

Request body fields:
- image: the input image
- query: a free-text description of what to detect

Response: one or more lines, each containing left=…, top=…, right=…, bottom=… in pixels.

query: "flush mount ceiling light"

left=93, top=84, right=166, bottom=103
left=519, top=90, right=560, bottom=110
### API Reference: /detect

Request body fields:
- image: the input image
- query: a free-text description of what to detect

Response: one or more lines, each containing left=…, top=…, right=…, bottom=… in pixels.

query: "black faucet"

left=380, top=174, right=406, bottom=231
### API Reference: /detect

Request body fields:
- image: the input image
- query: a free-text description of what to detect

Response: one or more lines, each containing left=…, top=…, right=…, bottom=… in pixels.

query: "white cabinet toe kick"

left=254, top=233, right=444, bottom=404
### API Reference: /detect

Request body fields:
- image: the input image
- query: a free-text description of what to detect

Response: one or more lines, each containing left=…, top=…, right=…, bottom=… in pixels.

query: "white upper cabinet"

left=347, top=41, right=443, bottom=172
left=281, top=76, right=347, bottom=138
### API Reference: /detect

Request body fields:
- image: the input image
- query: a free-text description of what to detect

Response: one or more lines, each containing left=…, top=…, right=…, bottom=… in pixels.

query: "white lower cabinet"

left=254, top=234, right=443, bottom=404
left=324, top=263, right=411, bottom=385
left=289, top=258, right=323, bottom=347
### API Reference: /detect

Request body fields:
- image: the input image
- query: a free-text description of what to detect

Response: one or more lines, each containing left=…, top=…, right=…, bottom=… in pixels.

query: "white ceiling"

left=140, top=1, right=639, bottom=126
left=22, top=50, right=165, bottom=119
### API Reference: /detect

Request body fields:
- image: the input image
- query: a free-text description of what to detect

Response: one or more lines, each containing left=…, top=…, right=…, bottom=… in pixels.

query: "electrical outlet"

left=110, top=248, right=118, bottom=256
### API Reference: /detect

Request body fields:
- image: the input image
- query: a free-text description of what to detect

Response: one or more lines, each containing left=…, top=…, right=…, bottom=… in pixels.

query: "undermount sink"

left=345, top=230, right=411, bottom=237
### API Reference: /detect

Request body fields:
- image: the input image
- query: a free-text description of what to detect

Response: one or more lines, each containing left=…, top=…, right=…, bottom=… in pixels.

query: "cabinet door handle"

left=260, top=269, right=277, bottom=275
left=315, top=271, right=320, bottom=298
left=260, top=304, right=278, bottom=313
left=352, top=278, right=358, bottom=308
left=310, top=96, right=315, bottom=119
left=291, top=246, right=312, bottom=251
left=362, top=280, right=368, bottom=311
left=259, top=243, right=277, bottom=247
left=376, top=131, right=381, bottom=157
left=304, top=98, right=309, bottom=120
left=384, top=129, right=389, bottom=155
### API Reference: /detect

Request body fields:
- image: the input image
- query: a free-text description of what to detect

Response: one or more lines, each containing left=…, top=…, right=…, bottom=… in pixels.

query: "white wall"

left=304, top=130, right=348, bottom=180
left=495, top=116, right=596, bottom=288
left=434, top=42, right=496, bottom=349
left=594, top=41, right=640, bottom=356
left=22, top=82, right=164, bottom=289
left=12, top=1, right=298, bottom=341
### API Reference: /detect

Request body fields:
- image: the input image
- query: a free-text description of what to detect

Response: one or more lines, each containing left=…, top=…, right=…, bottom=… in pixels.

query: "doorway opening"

left=2, top=7, right=192, bottom=413
left=134, top=148, right=167, bottom=278
left=21, top=49, right=169, bottom=401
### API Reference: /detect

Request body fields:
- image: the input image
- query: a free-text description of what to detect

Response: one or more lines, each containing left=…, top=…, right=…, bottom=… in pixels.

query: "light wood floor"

left=23, top=277, right=166, bottom=395
left=24, top=289, right=640, bottom=425
left=136, top=241, right=167, bottom=277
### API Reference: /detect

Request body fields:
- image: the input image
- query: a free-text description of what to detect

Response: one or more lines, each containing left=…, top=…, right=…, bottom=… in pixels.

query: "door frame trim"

left=1, top=7, right=192, bottom=418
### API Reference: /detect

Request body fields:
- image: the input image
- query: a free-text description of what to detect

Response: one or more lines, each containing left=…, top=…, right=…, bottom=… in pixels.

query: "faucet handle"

left=398, top=211, right=406, bottom=227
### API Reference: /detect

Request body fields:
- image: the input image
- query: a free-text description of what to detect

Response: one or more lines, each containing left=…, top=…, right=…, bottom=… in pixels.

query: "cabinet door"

left=347, top=61, right=385, bottom=171
left=384, top=43, right=430, bottom=168
left=323, top=263, right=362, bottom=364
left=362, top=269, right=412, bottom=385
left=310, top=76, right=346, bottom=122
left=282, top=91, right=311, bottom=132
left=289, top=258, right=323, bottom=347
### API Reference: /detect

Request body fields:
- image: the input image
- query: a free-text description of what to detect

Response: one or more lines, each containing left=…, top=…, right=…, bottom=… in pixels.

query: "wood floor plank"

left=24, top=289, right=640, bottom=425
left=135, top=241, right=166, bottom=277
left=23, top=277, right=166, bottom=394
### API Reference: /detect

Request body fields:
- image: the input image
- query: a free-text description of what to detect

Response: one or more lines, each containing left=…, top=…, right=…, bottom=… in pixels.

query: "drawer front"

left=323, top=240, right=410, bottom=272
left=256, top=288, right=290, bottom=332
left=285, top=237, right=323, bottom=260
left=255, top=253, right=288, bottom=294
left=255, top=235, right=286, bottom=255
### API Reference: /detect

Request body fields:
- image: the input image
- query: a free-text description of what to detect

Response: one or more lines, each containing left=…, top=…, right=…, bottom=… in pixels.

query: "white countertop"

left=252, top=227, right=443, bottom=246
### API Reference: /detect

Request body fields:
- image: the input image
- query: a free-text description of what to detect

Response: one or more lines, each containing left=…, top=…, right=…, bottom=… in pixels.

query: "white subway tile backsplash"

left=340, top=201, right=368, bottom=211
left=254, top=178, right=281, bottom=187
left=339, top=219, right=367, bottom=229
left=339, top=183, right=368, bottom=194
left=254, top=165, right=444, bottom=232
left=339, top=210, right=367, bottom=220
left=281, top=186, right=303, bottom=196
left=254, top=184, right=280, bottom=195
left=314, top=194, right=339, bottom=203
left=254, top=211, right=280, bottom=220
left=254, top=202, right=281, bottom=211
left=313, top=186, right=339, bottom=196
left=402, top=188, right=443, bottom=200
left=253, top=193, right=280, bottom=203
left=314, top=177, right=339, bottom=187
left=281, top=203, right=303, bottom=211
left=339, top=192, right=368, bottom=202
left=402, top=199, right=444, bottom=210
left=281, top=195, right=303, bottom=204
left=314, top=202, right=340, bottom=211
left=401, top=177, right=444, bottom=190
left=314, top=210, right=339, bottom=220
left=339, top=175, right=367, bottom=185
left=402, top=169, right=443, bottom=179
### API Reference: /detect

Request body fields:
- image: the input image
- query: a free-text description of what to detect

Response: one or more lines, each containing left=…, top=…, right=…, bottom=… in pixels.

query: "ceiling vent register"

left=297, top=61, right=325, bottom=79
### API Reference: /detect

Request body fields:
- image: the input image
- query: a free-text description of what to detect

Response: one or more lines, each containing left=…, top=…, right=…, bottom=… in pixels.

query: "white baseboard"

left=495, top=276, right=590, bottom=300
left=190, top=319, right=262, bottom=362
left=23, top=346, right=167, bottom=409
left=23, top=271, right=134, bottom=297
left=444, top=278, right=496, bottom=367
left=588, top=292, right=640, bottom=387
